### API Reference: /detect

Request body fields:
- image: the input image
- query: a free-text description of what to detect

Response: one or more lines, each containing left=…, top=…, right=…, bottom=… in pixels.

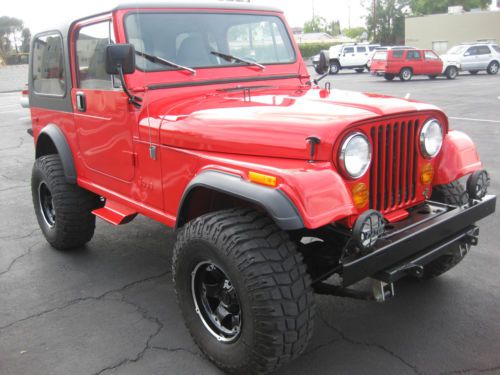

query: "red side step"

left=92, top=200, right=137, bottom=225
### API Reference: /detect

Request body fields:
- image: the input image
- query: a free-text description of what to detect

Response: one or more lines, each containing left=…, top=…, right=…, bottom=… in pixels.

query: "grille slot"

left=369, top=120, right=419, bottom=213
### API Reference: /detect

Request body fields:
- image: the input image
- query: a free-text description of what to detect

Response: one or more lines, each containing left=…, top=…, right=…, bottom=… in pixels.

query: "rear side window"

left=373, top=51, right=387, bottom=60
left=392, top=50, right=404, bottom=58
left=407, top=50, right=421, bottom=60
left=356, top=46, right=366, bottom=53
left=76, top=21, right=115, bottom=90
left=32, top=33, right=66, bottom=96
left=476, top=45, right=491, bottom=55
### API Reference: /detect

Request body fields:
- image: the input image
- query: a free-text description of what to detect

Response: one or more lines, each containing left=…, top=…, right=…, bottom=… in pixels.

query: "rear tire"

left=399, top=67, right=413, bottom=81
left=384, top=73, right=395, bottom=81
left=32, top=154, right=100, bottom=250
left=445, top=66, right=458, bottom=80
left=173, top=208, right=315, bottom=374
left=420, top=181, right=470, bottom=279
left=329, top=61, right=340, bottom=75
left=487, top=61, right=499, bottom=75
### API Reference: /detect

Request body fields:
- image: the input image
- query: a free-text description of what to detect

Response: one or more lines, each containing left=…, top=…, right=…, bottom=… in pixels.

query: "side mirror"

left=105, top=44, right=136, bottom=75
left=316, top=50, right=329, bottom=75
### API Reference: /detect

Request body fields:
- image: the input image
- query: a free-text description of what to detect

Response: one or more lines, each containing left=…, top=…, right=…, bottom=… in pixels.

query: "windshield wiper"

left=135, top=50, right=196, bottom=75
left=211, top=51, right=265, bottom=70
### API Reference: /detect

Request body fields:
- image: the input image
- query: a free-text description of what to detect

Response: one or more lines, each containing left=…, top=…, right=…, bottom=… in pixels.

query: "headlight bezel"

left=339, top=132, right=372, bottom=179
left=420, top=118, right=444, bottom=158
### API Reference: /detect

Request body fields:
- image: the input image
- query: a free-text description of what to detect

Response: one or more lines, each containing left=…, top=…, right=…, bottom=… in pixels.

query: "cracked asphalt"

left=1, top=70, right=500, bottom=375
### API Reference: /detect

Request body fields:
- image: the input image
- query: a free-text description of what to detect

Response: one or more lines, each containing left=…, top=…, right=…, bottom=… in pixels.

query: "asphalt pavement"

left=0, top=70, right=499, bottom=375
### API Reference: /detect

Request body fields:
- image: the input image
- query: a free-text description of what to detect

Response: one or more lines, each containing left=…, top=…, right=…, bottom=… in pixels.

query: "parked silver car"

left=441, top=43, right=500, bottom=75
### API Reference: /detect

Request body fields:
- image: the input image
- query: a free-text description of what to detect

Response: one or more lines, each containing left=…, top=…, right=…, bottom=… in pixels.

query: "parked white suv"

left=441, top=43, right=500, bottom=75
left=313, top=43, right=379, bottom=74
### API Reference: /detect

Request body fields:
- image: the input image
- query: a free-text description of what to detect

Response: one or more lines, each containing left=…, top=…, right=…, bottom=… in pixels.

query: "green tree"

left=327, top=20, right=342, bottom=36
left=343, top=26, right=367, bottom=39
left=365, top=0, right=409, bottom=44
left=303, top=16, right=328, bottom=33
left=0, top=16, right=24, bottom=62
left=21, top=28, right=31, bottom=53
left=409, top=0, right=490, bottom=15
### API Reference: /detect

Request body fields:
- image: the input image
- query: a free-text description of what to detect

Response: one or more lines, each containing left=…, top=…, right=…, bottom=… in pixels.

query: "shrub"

left=297, top=42, right=340, bottom=58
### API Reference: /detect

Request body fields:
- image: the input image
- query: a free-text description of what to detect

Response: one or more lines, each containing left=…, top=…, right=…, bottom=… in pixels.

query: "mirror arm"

left=117, top=64, right=142, bottom=109
left=313, top=71, right=330, bottom=85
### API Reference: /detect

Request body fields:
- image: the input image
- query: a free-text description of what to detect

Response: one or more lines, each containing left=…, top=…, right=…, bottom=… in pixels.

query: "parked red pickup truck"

left=371, top=48, right=460, bottom=81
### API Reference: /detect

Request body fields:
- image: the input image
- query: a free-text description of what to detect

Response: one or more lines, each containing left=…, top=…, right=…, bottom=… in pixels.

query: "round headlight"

left=420, top=119, right=443, bottom=158
left=339, top=132, right=371, bottom=179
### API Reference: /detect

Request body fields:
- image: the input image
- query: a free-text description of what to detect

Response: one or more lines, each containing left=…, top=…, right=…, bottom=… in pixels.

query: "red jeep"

left=371, top=47, right=459, bottom=81
left=28, top=3, right=495, bottom=374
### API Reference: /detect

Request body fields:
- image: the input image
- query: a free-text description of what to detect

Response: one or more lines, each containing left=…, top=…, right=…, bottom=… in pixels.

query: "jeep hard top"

left=28, top=3, right=495, bottom=374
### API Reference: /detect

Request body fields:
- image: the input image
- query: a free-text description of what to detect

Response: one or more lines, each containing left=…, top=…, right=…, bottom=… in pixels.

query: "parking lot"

left=0, top=71, right=499, bottom=375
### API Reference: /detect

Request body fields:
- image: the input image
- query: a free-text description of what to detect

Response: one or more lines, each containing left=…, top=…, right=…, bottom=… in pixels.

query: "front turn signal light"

left=421, top=163, right=434, bottom=185
left=352, top=182, right=369, bottom=209
left=248, top=171, right=277, bottom=187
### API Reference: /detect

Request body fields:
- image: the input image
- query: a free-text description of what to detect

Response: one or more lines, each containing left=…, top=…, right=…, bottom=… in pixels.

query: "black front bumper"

left=341, top=195, right=496, bottom=286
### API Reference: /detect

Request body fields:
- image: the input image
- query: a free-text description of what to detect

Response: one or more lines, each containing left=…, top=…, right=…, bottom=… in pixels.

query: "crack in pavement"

left=0, top=185, right=25, bottom=192
left=0, top=269, right=172, bottom=333
left=316, top=313, right=424, bottom=375
left=0, top=242, right=39, bottom=277
left=0, top=136, right=25, bottom=152
left=440, top=365, right=500, bottom=374
left=0, top=227, right=40, bottom=241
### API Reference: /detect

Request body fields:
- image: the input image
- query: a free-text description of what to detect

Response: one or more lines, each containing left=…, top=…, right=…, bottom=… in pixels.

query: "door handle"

left=76, top=91, right=86, bottom=112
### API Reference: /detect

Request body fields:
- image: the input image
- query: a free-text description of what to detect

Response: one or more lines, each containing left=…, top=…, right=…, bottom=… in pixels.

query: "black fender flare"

left=36, top=124, right=76, bottom=184
left=176, top=170, right=304, bottom=231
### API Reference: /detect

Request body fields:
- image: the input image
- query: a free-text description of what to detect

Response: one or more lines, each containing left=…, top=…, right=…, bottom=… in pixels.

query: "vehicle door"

left=423, top=50, right=443, bottom=75
left=355, top=46, right=369, bottom=66
left=461, top=46, right=478, bottom=70
left=341, top=46, right=356, bottom=67
left=406, top=50, right=423, bottom=74
left=72, top=19, right=135, bottom=182
left=475, top=45, right=493, bottom=69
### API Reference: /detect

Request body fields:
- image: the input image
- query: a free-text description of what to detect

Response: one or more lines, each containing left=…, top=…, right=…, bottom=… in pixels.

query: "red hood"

left=142, top=86, right=441, bottom=161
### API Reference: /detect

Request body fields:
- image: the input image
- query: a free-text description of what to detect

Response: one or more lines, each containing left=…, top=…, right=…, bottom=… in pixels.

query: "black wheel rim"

left=38, top=182, right=56, bottom=228
left=191, top=261, right=242, bottom=342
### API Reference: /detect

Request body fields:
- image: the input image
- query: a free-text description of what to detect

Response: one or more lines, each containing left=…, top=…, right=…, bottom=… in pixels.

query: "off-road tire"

left=384, top=73, right=395, bottom=81
left=399, top=67, right=413, bottom=81
left=445, top=66, right=458, bottom=80
left=329, top=61, right=340, bottom=75
left=487, top=61, right=499, bottom=75
left=420, top=181, right=470, bottom=279
left=32, top=154, right=100, bottom=250
left=173, top=208, right=315, bottom=375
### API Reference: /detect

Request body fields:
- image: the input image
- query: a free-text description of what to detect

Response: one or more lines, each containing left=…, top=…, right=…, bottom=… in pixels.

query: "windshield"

left=446, top=45, right=467, bottom=55
left=125, top=12, right=296, bottom=71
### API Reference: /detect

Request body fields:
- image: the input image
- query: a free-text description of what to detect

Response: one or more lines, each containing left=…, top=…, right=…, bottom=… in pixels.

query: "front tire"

left=173, top=208, right=315, bottom=374
left=445, top=66, right=458, bottom=80
left=487, top=61, right=499, bottom=75
left=399, top=67, right=413, bottom=81
left=32, top=154, right=100, bottom=250
left=420, top=181, right=470, bottom=279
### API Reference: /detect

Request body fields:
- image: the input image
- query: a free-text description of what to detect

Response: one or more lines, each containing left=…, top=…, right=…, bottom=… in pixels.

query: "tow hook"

left=372, top=280, right=395, bottom=302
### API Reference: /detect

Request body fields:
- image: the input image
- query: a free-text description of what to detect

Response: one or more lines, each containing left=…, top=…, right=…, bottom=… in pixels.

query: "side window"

left=407, top=50, right=421, bottom=60
left=424, top=51, right=439, bottom=60
left=32, top=33, right=66, bottom=96
left=477, top=46, right=491, bottom=55
left=465, top=47, right=476, bottom=56
left=76, top=21, right=114, bottom=90
left=392, top=50, right=404, bottom=58
left=343, top=47, right=354, bottom=54
left=356, top=46, right=366, bottom=53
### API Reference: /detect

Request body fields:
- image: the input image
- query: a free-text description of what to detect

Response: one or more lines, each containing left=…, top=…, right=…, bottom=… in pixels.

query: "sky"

left=2, top=0, right=368, bottom=34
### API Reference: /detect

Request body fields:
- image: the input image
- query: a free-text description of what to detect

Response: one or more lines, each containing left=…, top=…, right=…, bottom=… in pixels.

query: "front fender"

left=433, top=130, right=482, bottom=185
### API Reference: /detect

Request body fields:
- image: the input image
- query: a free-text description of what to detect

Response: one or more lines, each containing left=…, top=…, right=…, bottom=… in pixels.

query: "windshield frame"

left=123, top=11, right=297, bottom=73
